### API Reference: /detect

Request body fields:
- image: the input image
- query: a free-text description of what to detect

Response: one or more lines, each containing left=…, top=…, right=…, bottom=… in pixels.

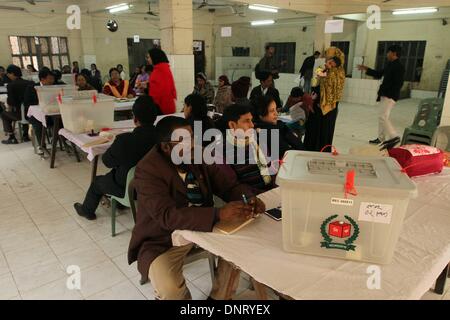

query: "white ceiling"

left=0, top=0, right=449, bottom=22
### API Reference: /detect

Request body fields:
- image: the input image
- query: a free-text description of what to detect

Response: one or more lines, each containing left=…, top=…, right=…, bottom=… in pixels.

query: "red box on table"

left=328, top=221, right=352, bottom=238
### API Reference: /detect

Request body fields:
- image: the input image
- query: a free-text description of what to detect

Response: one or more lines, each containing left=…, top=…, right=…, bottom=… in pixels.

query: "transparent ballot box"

left=59, top=96, right=115, bottom=134
left=35, top=85, right=78, bottom=113
left=276, top=151, right=417, bottom=264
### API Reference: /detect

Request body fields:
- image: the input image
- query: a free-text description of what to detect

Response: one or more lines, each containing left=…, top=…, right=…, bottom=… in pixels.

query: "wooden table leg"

left=223, top=267, right=241, bottom=300
left=91, top=155, right=99, bottom=183
left=251, top=278, right=268, bottom=300
left=50, top=116, right=60, bottom=169
left=434, top=264, right=449, bottom=294
left=71, top=142, right=81, bottom=162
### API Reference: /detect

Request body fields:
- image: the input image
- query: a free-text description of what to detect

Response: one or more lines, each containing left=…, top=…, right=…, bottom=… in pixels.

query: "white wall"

left=361, top=19, right=450, bottom=91
left=0, top=11, right=83, bottom=69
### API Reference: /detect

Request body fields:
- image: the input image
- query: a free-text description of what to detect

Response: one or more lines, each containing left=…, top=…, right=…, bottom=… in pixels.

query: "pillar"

left=314, top=15, right=333, bottom=54
left=352, top=22, right=369, bottom=78
left=159, top=0, right=195, bottom=111
left=79, top=15, right=97, bottom=69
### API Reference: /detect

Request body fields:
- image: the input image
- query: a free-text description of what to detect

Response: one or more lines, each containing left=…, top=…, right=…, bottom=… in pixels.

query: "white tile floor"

left=0, top=98, right=448, bottom=300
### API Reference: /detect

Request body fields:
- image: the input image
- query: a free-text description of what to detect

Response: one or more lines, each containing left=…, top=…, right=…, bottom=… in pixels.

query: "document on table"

left=257, top=187, right=281, bottom=210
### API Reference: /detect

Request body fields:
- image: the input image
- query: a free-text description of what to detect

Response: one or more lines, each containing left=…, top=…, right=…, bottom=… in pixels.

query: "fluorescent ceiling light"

left=249, top=4, right=278, bottom=13
left=106, top=3, right=130, bottom=13
left=251, top=20, right=275, bottom=26
left=392, top=7, right=438, bottom=15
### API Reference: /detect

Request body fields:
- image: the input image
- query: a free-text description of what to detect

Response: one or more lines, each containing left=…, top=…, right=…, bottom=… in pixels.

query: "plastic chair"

left=108, top=166, right=135, bottom=237
left=17, top=104, right=30, bottom=142
left=127, top=178, right=216, bottom=287
left=431, top=126, right=450, bottom=152
left=402, top=98, right=444, bottom=145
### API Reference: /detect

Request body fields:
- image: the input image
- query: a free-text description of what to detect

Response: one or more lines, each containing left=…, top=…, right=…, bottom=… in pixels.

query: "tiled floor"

left=0, top=98, right=449, bottom=300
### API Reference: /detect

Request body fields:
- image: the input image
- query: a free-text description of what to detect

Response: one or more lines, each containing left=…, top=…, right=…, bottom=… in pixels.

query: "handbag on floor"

left=388, top=144, right=446, bottom=177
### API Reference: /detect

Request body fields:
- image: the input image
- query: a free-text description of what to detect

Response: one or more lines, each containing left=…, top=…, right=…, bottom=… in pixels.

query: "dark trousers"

left=27, top=115, right=52, bottom=146
left=1, top=108, right=20, bottom=134
left=82, top=172, right=124, bottom=214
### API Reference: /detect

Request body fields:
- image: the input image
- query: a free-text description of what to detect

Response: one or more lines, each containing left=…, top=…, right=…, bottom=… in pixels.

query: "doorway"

left=127, top=38, right=160, bottom=75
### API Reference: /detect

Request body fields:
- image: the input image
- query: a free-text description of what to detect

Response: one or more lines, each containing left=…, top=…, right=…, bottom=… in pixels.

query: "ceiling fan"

left=145, top=1, right=158, bottom=17
left=196, top=0, right=231, bottom=10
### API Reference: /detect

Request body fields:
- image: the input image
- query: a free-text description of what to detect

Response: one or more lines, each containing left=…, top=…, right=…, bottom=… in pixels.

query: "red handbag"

left=388, top=144, right=446, bottom=177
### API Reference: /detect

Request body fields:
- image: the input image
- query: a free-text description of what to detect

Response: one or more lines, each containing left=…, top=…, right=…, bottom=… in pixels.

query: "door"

left=127, top=38, right=160, bottom=73
left=193, top=40, right=205, bottom=75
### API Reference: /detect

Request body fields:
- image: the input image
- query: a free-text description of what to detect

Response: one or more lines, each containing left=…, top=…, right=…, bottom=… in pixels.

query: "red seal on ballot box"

left=328, top=221, right=352, bottom=238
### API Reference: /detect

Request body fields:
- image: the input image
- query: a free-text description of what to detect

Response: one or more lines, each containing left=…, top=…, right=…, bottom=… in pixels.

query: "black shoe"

left=1, top=136, right=18, bottom=145
left=369, top=138, right=381, bottom=145
left=379, top=136, right=401, bottom=151
left=22, top=136, right=30, bottom=142
left=74, top=203, right=97, bottom=221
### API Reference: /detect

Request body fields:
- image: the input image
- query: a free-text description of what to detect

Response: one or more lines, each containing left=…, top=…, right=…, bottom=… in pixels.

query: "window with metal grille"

left=9, top=36, right=70, bottom=71
left=267, top=42, right=296, bottom=74
left=232, top=47, right=250, bottom=57
left=375, top=41, right=426, bottom=82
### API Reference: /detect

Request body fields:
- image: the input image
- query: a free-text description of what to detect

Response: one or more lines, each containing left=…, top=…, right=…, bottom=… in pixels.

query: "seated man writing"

left=219, top=104, right=277, bottom=194
left=128, top=116, right=266, bottom=300
left=74, top=96, right=158, bottom=220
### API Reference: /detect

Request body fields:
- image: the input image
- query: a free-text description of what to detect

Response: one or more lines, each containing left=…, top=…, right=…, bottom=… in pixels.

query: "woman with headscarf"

left=146, top=48, right=177, bottom=115
left=213, top=75, right=232, bottom=114
left=304, top=47, right=346, bottom=152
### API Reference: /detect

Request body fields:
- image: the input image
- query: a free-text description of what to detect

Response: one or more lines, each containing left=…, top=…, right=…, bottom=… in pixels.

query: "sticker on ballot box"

left=358, top=202, right=393, bottom=224
left=331, top=198, right=354, bottom=206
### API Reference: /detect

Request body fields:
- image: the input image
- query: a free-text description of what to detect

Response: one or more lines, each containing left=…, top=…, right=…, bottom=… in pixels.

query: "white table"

left=0, top=86, right=7, bottom=94
left=173, top=169, right=450, bottom=300
left=27, top=100, right=136, bottom=127
left=59, top=113, right=185, bottom=182
left=26, top=101, right=137, bottom=168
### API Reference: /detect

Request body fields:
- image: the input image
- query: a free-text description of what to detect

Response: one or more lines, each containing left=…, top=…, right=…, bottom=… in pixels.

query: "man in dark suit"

left=0, top=66, right=11, bottom=86
left=24, top=68, right=55, bottom=153
left=300, top=51, right=321, bottom=93
left=74, top=95, right=159, bottom=220
left=250, top=71, right=282, bottom=110
left=1, top=65, right=33, bottom=144
left=358, top=45, right=405, bottom=148
left=128, top=116, right=266, bottom=300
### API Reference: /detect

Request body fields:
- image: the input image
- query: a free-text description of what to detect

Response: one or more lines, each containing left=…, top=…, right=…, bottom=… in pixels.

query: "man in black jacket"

left=358, top=45, right=405, bottom=148
left=300, top=51, right=321, bottom=93
left=24, top=68, right=56, bottom=153
left=74, top=96, right=159, bottom=220
left=250, top=71, right=282, bottom=111
left=1, top=65, right=33, bottom=144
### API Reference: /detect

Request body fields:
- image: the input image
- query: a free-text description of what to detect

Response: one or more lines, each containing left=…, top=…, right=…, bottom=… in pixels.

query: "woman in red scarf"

left=146, top=48, right=177, bottom=115
left=103, top=68, right=135, bottom=99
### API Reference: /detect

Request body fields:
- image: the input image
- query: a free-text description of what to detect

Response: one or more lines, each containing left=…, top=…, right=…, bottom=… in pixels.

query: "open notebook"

left=213, top=216, right=255, bottom=235
left=213, top=188, right=281, bottom=235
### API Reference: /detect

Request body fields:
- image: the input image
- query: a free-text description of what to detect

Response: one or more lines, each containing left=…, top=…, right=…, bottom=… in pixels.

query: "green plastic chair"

left=109, top=166, right=135, bottom=237
left=431, top=126, right=450, bottom=152
left=402, top=98, right=444, bottom=145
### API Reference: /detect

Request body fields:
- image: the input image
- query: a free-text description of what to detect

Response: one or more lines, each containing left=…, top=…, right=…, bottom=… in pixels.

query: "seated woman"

left=280, top=87, right=314, bottom=138
left=193, top=72, right=215, bottom=104
left=213, top=75, right=232, bottom=114
left=103, top=67, right=135, bottom=99
left=134, top=65, right=153, bottom=96
left=183, top=93, right=215, bottom=147
left=253, top=95, right=304, bottom=159
left=76, top=73, right=95, bottom=91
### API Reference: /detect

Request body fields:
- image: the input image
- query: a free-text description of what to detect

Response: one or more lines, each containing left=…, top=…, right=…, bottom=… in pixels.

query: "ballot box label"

left=358, top=202, right=393, bottom=224
left=331, top=198, right=354, bottom=206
